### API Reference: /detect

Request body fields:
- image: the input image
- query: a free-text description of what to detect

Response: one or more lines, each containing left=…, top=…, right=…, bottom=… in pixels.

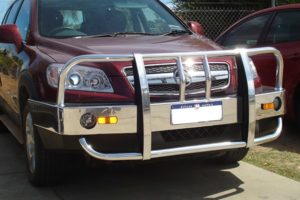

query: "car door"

left=218, top=13, right=273, bottom=49
left=259, top=10, right=300, bottom=118
left=0, top=0, right=31, bottom=114
left=261, top=10, right=300, bottom=86
left=216, top=13, right=276, bottom=86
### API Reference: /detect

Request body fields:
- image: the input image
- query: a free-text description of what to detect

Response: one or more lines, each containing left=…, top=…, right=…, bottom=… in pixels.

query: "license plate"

left=171, top=101, right=223, bottom=125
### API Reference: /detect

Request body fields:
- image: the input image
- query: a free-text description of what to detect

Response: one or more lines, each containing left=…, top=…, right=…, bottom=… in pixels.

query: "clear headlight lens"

left=248, top=58, right=262, bottom=88
left=248, top=58, right=259, bottom=79
left=47, top=64, right=114, bottom=93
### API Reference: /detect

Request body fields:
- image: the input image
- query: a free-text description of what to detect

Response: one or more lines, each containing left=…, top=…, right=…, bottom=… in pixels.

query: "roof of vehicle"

left=248, top=3, right=300, bottom=16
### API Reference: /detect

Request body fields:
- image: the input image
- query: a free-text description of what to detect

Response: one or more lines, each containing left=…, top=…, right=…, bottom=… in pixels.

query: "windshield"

left=38, top=0, right=187, bottom=38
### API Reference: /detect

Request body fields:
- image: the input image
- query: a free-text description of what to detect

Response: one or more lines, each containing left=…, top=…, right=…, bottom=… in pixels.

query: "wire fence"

left=175, top=3, right=271, bottom=40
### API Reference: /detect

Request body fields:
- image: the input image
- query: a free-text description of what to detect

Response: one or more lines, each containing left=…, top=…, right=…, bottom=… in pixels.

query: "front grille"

left=123, top=63, right=230, bottom=95
left=161, top=126, right=224, bottom=142
left=152, top=124, right=242, bottom=150
left=124, top=63, right=228, bottom=76
left=149, top=80, right=228, bottom=94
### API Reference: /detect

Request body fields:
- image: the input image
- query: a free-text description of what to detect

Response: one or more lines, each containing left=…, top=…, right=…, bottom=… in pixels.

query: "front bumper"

left=29, top=47, right=285, bottom=161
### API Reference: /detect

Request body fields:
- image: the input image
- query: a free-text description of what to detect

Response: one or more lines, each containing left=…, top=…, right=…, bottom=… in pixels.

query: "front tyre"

left=23, top=104, right=64, bottom=186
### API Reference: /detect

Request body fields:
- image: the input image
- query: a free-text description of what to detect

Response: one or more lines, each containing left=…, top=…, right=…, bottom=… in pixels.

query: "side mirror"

left=0, top=24, right=23, bottom=52
left=187, top=21, right=205, bottom=35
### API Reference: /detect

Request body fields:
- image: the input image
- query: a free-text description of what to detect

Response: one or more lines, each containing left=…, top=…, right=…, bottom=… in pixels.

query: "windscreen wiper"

left=77, top=34, right=116, bottom=38
left=163, top=29, right=190, bottom=36
left=112, top=32, right=157, bottom=36
left=80, top=32, right=157, bottom=38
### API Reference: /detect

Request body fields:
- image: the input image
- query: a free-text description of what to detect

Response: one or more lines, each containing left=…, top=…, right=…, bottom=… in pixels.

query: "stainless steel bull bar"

left=56, top=47, right=284, bottom=161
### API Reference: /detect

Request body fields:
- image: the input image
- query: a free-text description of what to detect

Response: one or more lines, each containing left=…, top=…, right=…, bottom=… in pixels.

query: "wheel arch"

left=18, top=72, right=39, bottom=115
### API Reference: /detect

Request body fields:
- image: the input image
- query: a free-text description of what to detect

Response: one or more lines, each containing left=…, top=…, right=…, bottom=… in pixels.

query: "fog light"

left=80, top=113, right=97, bottom=129
left=273, top=97, right=282, bottom=111
left=97, top=116, right=118, bottom=124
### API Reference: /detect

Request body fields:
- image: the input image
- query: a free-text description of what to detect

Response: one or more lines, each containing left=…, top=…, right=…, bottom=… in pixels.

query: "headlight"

left=47, top=64, right=114, bottom=93
left=248, top=58, right=262, bottom=88
left=248, top=58, right=258, bottom=79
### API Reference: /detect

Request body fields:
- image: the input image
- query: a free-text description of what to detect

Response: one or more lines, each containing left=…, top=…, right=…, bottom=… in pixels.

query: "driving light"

left=97, top=116, right=118, bottom=124
left=80, top=113, right=97, bottom=129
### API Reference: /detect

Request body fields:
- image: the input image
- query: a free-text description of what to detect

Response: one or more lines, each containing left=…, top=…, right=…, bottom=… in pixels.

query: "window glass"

left=160, top=0, right=175, bottom=9
left=5, top=0, right=22, bottom=24
left=223, top=14, right=271, bottom=47
left=15, top=0, right=31, bottom=41
left=38, top=0, right=186, bottom=38
left=141, top=7, right=171, bottom=34
left=1, top=1, right=14, bottom=24
left=61, top=10, right=83, bottom=30
left=266, top=10, right=300, bottom=44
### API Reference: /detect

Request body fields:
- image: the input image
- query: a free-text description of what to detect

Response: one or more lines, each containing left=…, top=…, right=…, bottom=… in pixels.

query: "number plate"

left=171, top=101, right=223, bottom=125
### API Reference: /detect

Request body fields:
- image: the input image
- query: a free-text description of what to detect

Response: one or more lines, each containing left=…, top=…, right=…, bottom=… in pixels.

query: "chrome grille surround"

left=123, top=62, right=230, bottom=95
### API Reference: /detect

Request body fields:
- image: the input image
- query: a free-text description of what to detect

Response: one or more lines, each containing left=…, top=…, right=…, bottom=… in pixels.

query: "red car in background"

left=216, top=4, right=300, bottom=124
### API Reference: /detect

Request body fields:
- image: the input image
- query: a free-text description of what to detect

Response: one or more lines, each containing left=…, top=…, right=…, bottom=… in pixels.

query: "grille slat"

left=124, top=63, right=230, bottom=95
left=124, top=64, right=228, bottom=76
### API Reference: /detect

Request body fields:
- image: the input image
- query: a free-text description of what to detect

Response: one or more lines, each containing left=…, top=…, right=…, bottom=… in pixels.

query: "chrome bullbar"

left=29, top=47, right=285, bottom=161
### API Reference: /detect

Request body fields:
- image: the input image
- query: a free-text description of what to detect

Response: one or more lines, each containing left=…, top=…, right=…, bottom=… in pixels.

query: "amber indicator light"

left=97, top=116, right=118, bottom=124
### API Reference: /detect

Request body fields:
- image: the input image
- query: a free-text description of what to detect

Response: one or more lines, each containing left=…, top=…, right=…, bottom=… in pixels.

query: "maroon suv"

left=0, top=0, right=285, bottom=186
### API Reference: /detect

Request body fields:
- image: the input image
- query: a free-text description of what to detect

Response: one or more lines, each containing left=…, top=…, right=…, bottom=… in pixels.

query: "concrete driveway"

left=0, top=131, right=299, bottom=200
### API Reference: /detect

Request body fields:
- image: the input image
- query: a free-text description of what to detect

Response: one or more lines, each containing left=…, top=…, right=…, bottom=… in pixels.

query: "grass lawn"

left=243, top=123, right=300, bottom=182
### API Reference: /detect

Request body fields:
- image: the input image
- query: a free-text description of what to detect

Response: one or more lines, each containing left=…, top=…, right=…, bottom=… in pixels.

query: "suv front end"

left=28, top=47, right=285, bottom=161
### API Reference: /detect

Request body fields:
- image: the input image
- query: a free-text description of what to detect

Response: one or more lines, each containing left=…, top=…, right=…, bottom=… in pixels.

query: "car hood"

left=36, top=34, right=222, bottom=63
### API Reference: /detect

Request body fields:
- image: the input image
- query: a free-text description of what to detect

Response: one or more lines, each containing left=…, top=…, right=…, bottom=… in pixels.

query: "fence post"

left=271, top=0, right=276, bottom=7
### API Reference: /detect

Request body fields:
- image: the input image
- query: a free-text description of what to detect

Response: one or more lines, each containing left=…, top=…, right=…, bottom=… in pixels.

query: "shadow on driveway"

left=56, top=159, right=244, bottom=200
left=0, top=130, right=245, bottom=200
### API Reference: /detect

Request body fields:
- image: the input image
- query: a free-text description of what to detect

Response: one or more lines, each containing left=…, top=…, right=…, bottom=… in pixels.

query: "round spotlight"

left=90, top=75, right=103, bottom=89
left=85, top=74, right=106, bottom=89
left=69, top=73, right=81, bottom=86
left=80, top=113, right=97, bottom=129
left=273, top=97, right=282, bottom=111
